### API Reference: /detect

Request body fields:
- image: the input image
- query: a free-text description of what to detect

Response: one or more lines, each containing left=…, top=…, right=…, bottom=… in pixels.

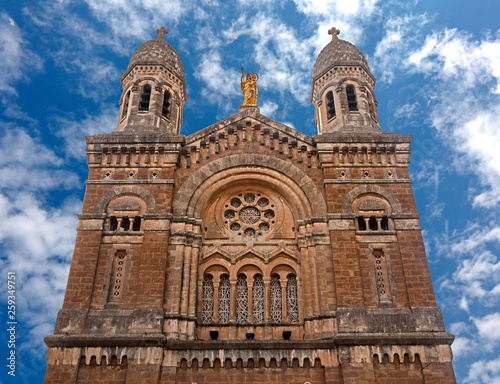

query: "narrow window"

left=202, top=275, right=214, bottom=324
left=110, top=217, right=118, bottom=231
left=139, top=84, right=151, bottom=111
left=133, top=216, right=141, bottom=231
left=236, top=275, right=248, bottom=323
left=121, top=90, right=130, bottom=119
left=357, top=217, right=367, bottom=231
left=270, top=275, right=282, bottom=323
left=121, top=217, right=130, bottom=231
left=218, top=275, right=230, bottom=324
left=162, top=91, right=171, bottom=118
left=381, top=216, right=389, bottom=230
left=286, top=275, right=299, bottom=323
left=252, top=274, right=264, bottom=323
left=373, top=250, right=392, bottom=301
left=368, top=216, right=378, bottom=231
left=108, top=250, right=126, bottom=302
left=326, top=91, right=336, bottom=119
left=346, top=85, right=358, bottom=111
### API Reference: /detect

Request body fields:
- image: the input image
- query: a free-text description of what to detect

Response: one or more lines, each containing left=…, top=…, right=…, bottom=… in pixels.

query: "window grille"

left=252, top=275, right=264, bottom=323
left=286, top=275, right=299, bottom=323
left=218, top=275, right=230, bottom=324
left=236, top=275, right=248, bottom=323
left=202, top=275, right=214, bottom=324
left=270, top=275, right=282, bottom=323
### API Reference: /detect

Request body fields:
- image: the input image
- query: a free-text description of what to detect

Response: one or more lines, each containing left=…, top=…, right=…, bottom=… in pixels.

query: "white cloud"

left=0, top=12, right=42, bottom=97
left=260, top=101, right=279, bottom=118
left=472, top=313, right=500, bottom=341
left=194, top=51, right=241, bottom=111
left=53, top=105, right=118, bottom=159
left=0, top=127, right=79, bottom=192
left=464, top=356, right=500, bottom=384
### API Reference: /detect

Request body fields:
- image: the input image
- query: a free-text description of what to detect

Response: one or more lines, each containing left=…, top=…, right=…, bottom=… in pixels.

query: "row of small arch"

left=203, top=262, right=298, bottom=281
left=179, top=357, right=322, bottom=369
left=79, top=355, right=128, bottom=366
left=373, top=353, right=422, bottom=365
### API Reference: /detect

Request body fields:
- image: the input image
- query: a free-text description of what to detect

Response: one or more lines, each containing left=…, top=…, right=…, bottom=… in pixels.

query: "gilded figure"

left=241, top=67, right=259, bottom=106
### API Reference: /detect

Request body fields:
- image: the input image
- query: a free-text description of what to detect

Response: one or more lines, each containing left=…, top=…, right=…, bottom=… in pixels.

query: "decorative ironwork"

left=257, top=198, right=269, bottom=208
left=270, top=275, right=282, bottom=323
left=218, top=275, right=230, bottom=324
left=239, top=207, right=260, bottom=224
left=236, top=275, right=248, bottom=323
left=264, top=210, right=275, bottom=219
left=244, top=193, right=255, bottom=204
left=286, top=275, right=299, bottom=323
left=202, top=275, right=214, bottom=324
left=223, top=193, right=275, bottom=238
left=252, top=275, right=264, bottom=323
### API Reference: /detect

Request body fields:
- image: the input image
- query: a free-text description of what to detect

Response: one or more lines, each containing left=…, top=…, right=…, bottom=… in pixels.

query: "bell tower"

left=311, top=28, right=380, bottom=134
left=117, top=27, right=187, bottom=134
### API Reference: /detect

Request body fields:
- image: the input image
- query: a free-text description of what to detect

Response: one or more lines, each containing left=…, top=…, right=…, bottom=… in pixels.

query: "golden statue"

left=240, top=67, right=259, bottom=106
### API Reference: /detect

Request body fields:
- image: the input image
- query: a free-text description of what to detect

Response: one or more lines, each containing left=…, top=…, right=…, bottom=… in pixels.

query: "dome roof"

left=312, top=28, right=373, bottom=83
left=125, top=31, right=185, bottom=81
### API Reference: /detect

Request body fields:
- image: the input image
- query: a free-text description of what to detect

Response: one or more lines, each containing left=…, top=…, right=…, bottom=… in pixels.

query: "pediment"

left=185, top=107, right=314, bottom=149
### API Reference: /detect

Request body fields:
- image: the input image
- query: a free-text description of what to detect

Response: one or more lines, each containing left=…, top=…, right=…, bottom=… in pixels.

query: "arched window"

left=236, top=275, right=248, bottom=323
left=346, top=85, right=358, bottom=111
left=252, top=274, right=264, bottom=323
left=121, top=90, right=130, bottom=119
left=286, top=274, right=299, bottom=323
left=139, top=84, right=151, bottom=111
left=202, top=275, right=214, bottom=324
left=354, top=197, right=392, bottom=232
left=218, top=275, right=230, bottom=324
left=162, top=91, right=171, bottom=118
left=270, top=275, right=282, bottom=323
left=326, top=91, right=336, bottom=119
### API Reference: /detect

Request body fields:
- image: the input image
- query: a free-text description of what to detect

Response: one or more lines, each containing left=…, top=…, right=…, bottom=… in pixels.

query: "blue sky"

left=1, top=0, right=500, bottom=382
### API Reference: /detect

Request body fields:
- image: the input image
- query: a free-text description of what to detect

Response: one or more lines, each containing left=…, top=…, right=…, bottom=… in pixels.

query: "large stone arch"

left=342, top=185, right=402, bottom=214
left=172, top=154, right=327, bottom=220
left=96, top=186, right=156, bottom=214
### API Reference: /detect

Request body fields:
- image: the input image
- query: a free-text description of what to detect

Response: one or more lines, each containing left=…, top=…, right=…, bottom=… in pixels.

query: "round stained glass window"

left=223, top=193, right=276, bottom=238
left=239, top=207, right=260, bottom=224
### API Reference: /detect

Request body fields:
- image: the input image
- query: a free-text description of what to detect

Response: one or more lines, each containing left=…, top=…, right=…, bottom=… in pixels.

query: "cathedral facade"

left=44, top=27, right=456, bottom=383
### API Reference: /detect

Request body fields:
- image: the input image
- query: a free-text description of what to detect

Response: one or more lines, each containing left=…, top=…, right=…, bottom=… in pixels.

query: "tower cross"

left=156, top=27, right=168, bottom=39
left=328, top=27, right=340, bottom=39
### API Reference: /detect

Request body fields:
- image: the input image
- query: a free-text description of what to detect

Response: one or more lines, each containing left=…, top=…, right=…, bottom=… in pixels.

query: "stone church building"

left=44, top=27, right=456, bottom=383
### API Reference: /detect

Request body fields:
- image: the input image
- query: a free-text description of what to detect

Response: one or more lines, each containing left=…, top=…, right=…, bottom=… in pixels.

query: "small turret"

left=117, top=27, right=187, bottom=134
left=311, top=28, right=380, bottom=134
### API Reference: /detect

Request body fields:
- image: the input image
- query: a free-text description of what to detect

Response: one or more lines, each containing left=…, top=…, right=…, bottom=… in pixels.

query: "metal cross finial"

left=328, top=27, right=340, bottom=39
left=156, top=27, right=168, bottom=40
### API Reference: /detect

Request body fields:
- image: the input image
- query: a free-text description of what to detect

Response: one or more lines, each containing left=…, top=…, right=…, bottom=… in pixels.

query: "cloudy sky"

left=1, top=0, right=500, bottom=382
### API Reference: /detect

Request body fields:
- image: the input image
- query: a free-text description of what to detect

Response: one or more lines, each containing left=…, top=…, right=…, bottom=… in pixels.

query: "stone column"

left=188, top=246, right=199, bottom=317
left=263, top=277, right=271, bottom=322
left=229, top=277, right=237, bottom=322
left=213, top=282, right=219, bottom=323
left=180, top=244, right=192, bottom=315
left=247, top=281, right=254, bottom=323
left=280, top=278, right=287, bottom=322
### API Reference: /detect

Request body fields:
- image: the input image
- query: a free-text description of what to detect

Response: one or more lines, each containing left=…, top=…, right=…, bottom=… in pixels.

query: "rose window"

left=224, top=193, right=276, bottom=237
